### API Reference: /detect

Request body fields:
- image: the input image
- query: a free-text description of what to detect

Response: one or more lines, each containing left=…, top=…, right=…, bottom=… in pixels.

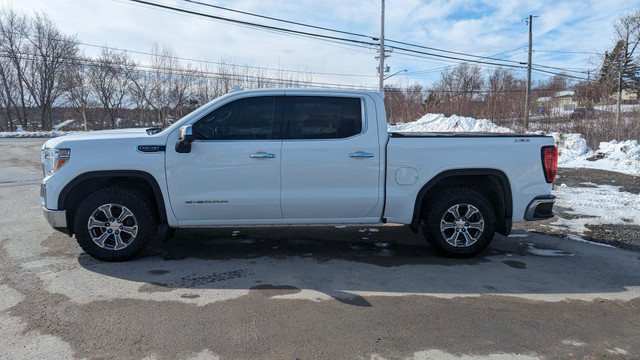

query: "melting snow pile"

left=388, top=113, right=513, bottom=133
left=551, top=133, right=640, bottom=176
left=552, top=183, right=640, bottom=233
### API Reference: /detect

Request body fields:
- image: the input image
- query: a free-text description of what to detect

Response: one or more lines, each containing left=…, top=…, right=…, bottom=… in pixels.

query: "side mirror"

left=175, top=125, right=194, bottom=153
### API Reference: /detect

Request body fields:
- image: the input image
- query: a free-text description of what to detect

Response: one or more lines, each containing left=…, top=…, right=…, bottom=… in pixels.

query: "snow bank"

left=388, top=113, right=513, bottom=133
left=0, top=131, right=75, bottom=138
left=549, top=133, right=590, bottom=163
left=552, top=183, right=640, bottom=233
left=552, top=133, right=640, bottom=176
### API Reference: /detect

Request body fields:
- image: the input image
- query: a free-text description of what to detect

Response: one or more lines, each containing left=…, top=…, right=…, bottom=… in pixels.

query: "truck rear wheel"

left=73, top=187, right=158, bottom=262
left=422, top=188, right=496, bottom=258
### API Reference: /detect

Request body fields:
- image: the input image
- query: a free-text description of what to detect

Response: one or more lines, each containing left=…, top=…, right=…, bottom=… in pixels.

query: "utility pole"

left=524, top=14, right=533, bottom=130
left=378, top=0, right=385, bottom=93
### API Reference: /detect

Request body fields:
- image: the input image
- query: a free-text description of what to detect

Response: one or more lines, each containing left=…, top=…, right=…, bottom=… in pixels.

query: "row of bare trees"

left=0, top=8, right=313, bottom=132
left=0, top=8, right=77, bottom=131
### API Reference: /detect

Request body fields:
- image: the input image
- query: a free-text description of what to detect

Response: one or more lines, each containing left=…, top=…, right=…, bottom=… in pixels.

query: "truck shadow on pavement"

left=75, top=226, right=640, bottom=305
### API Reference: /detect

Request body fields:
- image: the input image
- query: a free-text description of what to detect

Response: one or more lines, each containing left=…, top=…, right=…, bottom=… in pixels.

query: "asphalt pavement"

left=1, top=138, right=639, bottom=359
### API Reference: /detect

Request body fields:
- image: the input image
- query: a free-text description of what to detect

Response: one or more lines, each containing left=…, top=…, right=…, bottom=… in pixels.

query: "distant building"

left=535, top=90, right=579, bottom=114
left=609, top=89, right=639, bottom=102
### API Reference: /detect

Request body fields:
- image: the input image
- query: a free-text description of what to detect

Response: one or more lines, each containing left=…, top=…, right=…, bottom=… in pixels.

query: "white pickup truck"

left=41, top=88, right=558, bottom=261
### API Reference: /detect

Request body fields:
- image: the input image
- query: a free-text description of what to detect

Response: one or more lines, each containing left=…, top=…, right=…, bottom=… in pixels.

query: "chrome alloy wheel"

left=87, top=203, right=138, bottom=250
left=439, top=204, right=485, bottom=247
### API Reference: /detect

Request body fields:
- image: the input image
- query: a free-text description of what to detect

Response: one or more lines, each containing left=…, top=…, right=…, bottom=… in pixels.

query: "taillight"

left=541, top=146, right=558, bottom=183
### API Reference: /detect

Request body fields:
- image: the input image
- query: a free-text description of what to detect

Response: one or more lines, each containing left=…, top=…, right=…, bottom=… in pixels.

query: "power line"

left=181, top=0, right=373, bottom=40
left=534, top=49, right=604, bottom=55
left=181, top=0, right=582, bottom=74
left=127, top=0, right=592, bottom=77
left=5, top=28, right=380, bottom=79
left=530, top=67, right=589, bottom=81
left=125, top=0, right=378, bottom=47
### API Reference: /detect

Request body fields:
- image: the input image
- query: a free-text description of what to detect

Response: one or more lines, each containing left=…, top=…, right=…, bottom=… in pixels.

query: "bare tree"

left=0, top=8, right=31, bottom=130
left=63, top=55, right=93, bottom=131
left=612, top=8, right=640, bottom=129
left=431, top=63, right=484, bottom=116
left=22, top=12, right=78, bottom=130
left=89, top=48, right=135, bottom=128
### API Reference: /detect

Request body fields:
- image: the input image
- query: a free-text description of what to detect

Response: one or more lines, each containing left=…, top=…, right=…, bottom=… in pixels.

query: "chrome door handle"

left=349, top=152, right=375, bottom=158
left=250, top=152, right=276, bottom=159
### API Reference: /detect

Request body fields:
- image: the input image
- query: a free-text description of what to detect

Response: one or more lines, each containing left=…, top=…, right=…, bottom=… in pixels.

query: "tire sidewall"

left=424, top=189, right=496, bottom=257
left=73, top=187, right=157, bottom=261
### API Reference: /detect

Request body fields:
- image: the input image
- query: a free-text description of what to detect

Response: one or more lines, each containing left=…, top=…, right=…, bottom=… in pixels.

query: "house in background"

left=535, top=90, right=579, bottom=115
left=609, top=89, right=639, bottom=102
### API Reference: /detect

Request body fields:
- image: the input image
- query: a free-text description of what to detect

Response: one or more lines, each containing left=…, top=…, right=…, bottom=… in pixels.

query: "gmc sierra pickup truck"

left=41, top=88, right=557, bottom=261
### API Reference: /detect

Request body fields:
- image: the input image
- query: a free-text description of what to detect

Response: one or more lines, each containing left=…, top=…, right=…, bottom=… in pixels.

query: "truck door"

left=280, top=95, right=382, bottom=220
left=165, top=95, right=284, bottom=223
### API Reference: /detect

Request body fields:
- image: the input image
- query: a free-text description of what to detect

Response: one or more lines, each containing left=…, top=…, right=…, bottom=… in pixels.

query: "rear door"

left=280, top=95, right=382, bottom=221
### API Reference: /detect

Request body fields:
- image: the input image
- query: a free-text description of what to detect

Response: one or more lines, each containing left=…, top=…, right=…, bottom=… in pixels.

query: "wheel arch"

left=58, top=170, right=168, bottom=236
left=409, top=168, right=512, bottom=235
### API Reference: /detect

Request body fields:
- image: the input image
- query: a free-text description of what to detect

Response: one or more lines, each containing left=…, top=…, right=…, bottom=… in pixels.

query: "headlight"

left=42, top=148, right=70, bottom=176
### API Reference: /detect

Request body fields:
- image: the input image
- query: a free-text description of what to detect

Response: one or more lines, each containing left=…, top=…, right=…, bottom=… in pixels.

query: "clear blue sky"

left=3, top=0, right=638, bottom=89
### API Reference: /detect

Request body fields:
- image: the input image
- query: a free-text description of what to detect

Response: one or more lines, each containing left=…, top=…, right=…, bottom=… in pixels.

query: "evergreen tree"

left=599, top=40, right=640, bottom=96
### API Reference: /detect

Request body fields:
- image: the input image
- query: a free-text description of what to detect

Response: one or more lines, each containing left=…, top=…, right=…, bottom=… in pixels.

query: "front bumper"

left=43, top=207, right=67, bottom=228
left=524, top=195, right=556, bottom=221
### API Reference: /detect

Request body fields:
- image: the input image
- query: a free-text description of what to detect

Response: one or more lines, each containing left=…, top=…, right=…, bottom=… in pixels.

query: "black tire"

left=73, top=187, right=158, bottom=261
left=422, top=188, right=496, bottom=258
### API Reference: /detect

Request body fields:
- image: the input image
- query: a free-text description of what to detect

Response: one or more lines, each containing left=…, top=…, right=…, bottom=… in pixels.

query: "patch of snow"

left=594, top=104, right=640, bottom=112
left=566, top=235, right=616, bottom=249
left=562, top=340, right=586, bottom=347
left=367, top=228, right=379, bottom=232
left=334, top=225, right=347, bottom=229
left=53, top=119, right=74, bottom=130
left=413, top=350, right=540, bottom=360
left=554, top=90, right=575, bottom=97
left=552, top=183, right=640, bottom=233
left=389, top=113, right=513, bottom=133
left=374, top=242, right=390, bottom=248
left=605, top=348, right=629, bottom=355
left=526, top=244, right=574, bottom=257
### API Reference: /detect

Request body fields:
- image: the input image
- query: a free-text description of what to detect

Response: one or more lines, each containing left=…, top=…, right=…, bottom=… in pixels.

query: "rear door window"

left=285, top=96, right=362, bottom=139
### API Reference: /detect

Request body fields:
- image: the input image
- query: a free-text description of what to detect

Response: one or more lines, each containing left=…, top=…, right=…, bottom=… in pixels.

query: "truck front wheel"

left=422, top=188, right=496, bottom=257
left=73, top=187, right=158, bottom=261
